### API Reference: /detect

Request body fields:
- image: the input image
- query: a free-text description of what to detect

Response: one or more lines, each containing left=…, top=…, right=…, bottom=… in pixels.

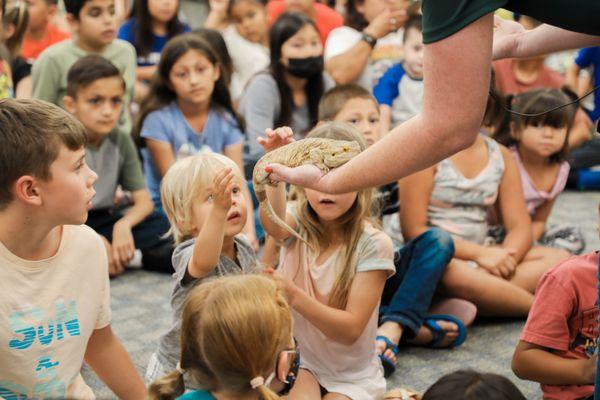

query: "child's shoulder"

left=36, top=39, right=75, bottom=61
left=105, top=39, right=137, bottom=60
left=357, top=224, right=394, bottom=256
left=544, top=252, right=598, bottom=287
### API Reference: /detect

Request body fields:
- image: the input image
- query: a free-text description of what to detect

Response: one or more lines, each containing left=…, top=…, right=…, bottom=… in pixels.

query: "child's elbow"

left=337, top=327, right=363, bottom=346
left=511, top=351, right=528, bottom=380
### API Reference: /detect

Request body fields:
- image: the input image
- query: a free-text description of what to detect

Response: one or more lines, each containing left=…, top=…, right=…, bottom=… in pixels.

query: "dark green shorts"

left=422, top=0, right=600, bottom=44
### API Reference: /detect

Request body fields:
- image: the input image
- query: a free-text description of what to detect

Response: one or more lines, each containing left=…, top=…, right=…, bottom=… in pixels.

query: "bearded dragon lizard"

left=253, top=138, right=361, bottom=245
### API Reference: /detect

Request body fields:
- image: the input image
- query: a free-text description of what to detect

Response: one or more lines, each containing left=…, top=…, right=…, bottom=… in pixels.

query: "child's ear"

left=47, top=4, right=58, bottom=17
left=3, top=23, right=15, bottom=40
left=14, top=176, right=43, bottom=207
left=66, top=13, right=79, bottom=33
left=63, top=95, right=76, bottom=113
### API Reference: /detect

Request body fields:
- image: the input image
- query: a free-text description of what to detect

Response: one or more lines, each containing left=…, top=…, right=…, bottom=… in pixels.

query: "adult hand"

left=265, top=163, right=328, bottom=191
left=112, top=220, right=136, bottom=270
left=364, top=8, right=407, bottom=40
left=492, top=15, right=525, bottom=60
left=475, top=246, right=517, bottom=279
left=257, top=127, right=296, bottom=152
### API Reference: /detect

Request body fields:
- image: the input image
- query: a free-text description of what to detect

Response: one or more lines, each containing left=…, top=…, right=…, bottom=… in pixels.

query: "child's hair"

left=318, top=84, right=378, bottom=121
left=64, top=0, right=90, bottom=19
left=227, top=0, right=267, bottom=16
left=66, top=55, right=125, bottom=97
left=0, top=98, right=87, bottom=210
left=148, top=274, right=292, bottom=400
left=3, top=1, right=28, bottom=59
left=193, top=28, right=233, bottom=89
left=269, top=11, right=323, bottom=129
left=134, top=33, right=241, bottom=141
left=422, top=370, right=526, bottom=400
left=494, top=88, right=575, bottom=163
left=402, top=14, right=422, bottom=43
left=295, top=122, right=375, bottom=308
left=132, top=0, right=185, bottom=58
left=160, top=152, right=244, bottom=244
left=482, top=69, right=505, bottom=132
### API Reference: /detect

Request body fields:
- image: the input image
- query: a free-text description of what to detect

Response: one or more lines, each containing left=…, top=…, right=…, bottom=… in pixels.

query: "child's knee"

left=416, top=228, right=455, bottom=265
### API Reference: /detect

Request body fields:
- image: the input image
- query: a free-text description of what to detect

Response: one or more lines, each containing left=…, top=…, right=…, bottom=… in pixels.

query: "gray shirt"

left=155, top=234, right=258, bottom=371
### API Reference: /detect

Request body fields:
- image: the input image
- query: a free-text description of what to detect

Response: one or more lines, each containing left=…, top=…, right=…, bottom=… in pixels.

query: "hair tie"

left=176, top=362, right=186, bottom=375
left=250, top=376, right=265, bottom=389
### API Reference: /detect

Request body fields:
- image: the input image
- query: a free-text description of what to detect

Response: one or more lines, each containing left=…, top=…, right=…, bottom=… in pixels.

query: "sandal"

left=376, top=335, right=399, bottom=378
left=384, top=387, right=422, bottom=400
left=423, top=314, right=467, bottom=348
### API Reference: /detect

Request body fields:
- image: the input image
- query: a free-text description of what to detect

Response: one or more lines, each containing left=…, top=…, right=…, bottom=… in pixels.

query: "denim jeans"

left=379, top=228, right=455, bottom=338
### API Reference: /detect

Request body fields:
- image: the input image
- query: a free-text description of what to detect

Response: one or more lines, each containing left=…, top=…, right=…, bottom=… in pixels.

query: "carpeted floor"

left=83, top=191, right=600, bottom=399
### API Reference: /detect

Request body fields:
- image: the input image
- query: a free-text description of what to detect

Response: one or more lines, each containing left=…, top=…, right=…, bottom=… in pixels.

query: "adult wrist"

left=360, top=30, right=378, bottom=48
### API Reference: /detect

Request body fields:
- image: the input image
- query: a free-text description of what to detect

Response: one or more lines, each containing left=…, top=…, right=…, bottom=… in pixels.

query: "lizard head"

left=322, top=140, right=361, bottom=167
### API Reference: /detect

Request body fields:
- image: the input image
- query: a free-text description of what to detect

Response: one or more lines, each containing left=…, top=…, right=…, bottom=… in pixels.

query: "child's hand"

left=264, top=268, right=298, bottom=305
left=211, top=168, right=235, bottom=213
left=475, top=246, right=517, bottom=279
left=257, top=127, right=295, bottom=152
left=112, top=220, right=136, bottom=271
left=100, top=235, right=125, bottom=277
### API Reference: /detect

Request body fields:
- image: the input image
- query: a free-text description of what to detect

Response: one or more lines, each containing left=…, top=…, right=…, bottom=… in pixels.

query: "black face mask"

left=286, top=56, right=323, bottom=79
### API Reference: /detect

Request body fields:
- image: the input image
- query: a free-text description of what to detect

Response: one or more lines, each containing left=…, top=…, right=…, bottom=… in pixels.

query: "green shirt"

left=422, top=0, right=600, bottom=44
left=31, top=39, right=136, bottom=134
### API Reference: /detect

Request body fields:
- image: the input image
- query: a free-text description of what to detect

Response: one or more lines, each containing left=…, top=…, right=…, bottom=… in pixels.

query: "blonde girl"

left=495, top=88, right=585, bottom=254
left=149, top=274, right=299, bottom=400
left=261, top=122, right=395, bottom=399
left=146, top=153, right=260, bottom=384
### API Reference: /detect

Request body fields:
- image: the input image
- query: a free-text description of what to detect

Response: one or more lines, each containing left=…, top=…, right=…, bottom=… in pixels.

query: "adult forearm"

left=513, top=25, right=600, bottom=59
left=326, top=42, right=372, bottom=85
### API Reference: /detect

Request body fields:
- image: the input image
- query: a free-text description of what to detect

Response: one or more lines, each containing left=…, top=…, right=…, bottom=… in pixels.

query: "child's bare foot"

left=376, top=321, right=403, bottom=363
left=408, top=318, right=459, bottom=348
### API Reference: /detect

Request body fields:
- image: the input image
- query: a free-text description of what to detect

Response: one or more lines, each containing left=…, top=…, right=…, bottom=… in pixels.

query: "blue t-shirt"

left=373, top=63, right=424, bottom=127
left=118, top=18, right=190, bottom=66
left=177, top=390, right=215, bottom=400
left=575, top=47, right=600, bottom=122
left=140, top=102, right=244, bottom=205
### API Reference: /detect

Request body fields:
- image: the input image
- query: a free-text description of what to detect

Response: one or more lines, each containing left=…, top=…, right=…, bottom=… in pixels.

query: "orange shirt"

left=21, top=24, right=71, bottom=62
left=267, top=0, right=343, bottom=45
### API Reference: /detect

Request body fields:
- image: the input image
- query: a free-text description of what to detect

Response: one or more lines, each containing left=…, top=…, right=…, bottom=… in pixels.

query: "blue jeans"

left=379, top=228, right=455, bottom=339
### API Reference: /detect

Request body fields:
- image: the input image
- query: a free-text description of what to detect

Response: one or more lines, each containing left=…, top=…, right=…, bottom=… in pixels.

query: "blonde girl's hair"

left=3, top=0, right=28, bottom=59
left=160, top=153, right=244, bottom=244
left=293, top=121, right=379, bottom=308
left=148, top=275, right=293, bottom=400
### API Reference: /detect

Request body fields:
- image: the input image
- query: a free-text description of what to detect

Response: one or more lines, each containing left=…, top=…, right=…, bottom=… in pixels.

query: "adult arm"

left=268, top=13, right=493, bottom=193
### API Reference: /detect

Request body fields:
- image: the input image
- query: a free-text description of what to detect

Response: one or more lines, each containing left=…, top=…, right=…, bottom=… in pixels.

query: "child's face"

left=169, top=49, right=220, bottom=106
left=230, top=0, right=267, bottom=44
left=36, top=146, right=98, bottom=225
left=190, top=176, right=248, bottom=237
left=25, top=0, right=55, bottom=32
left=333, top=98, right=381, bottom=146
left=304, top=188, right=358, bottom=223
left=70, top=0, right=117, bottom=50
left=280, top=24, right=322, bottom=64
left=148, top=0, right=178, bottom=24
left=517, top=124, right=568, bottom=159
left=403, top=27, right=423, bottom=78
left=64, top=76, right=124, bottom=142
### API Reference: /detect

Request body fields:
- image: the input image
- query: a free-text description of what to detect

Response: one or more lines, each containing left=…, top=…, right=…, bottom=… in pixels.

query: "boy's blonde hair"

left=293, top=122, right=378, bottom=308
left=160, top=153, right=244, bottom=244
left=148, top=275, right=293, bottom=400
left=318, top=84, right=379, bottom=122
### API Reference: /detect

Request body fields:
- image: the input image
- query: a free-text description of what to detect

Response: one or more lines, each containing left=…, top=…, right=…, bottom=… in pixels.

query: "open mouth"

left=227, top=211, right=241, bottom=221
left=319, top=199, right=335, bottom=204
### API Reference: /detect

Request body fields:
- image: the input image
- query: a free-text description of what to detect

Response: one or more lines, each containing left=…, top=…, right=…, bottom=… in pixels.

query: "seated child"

left=21, top=0, right=71, bottom=62
left=399, top=90, right=570, bottom=317
left=64, top=55, right=173, bottom=276
left=422, top=370, right=526, bottom=400
left=3, top=1, right=32, bottom=97
left=149, top=274, right=299, bottom=399
left=145, top=153, right=260, bottom=384
left=317, top=86, right=475, bottom=378
left=495, top=88, right=585, bottom=254
left=512, top=215, right=598, bottom=400
left=32, top=0, right=136, bottom=134
left=0, top=98, right=145, bottom=399
left=373, top=15, right=423, bottom=133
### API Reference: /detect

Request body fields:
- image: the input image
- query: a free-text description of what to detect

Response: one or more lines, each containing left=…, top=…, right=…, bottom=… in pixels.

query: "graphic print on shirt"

left=571, top=304, right=599, bottom=358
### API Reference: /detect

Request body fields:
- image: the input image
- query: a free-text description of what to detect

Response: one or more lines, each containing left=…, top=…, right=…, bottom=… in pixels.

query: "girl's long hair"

left=134, top=33, right=241, bottom=143
left=494, top=88, right=575, bottom=164
left=148, top=275, right=293, bottom=400
left=293, top=122, right=378, bottom=308
left=132, top=0, right=186, bottom=58
left=269, top=12, right=323, bottom=130
left=3, top=1, right=28, bottom=59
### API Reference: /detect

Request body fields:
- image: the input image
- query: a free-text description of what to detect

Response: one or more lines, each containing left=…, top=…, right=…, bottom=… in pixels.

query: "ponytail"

left=251, top=376, right=281, bottom=400
left=148, top=370, right=186, bottom=400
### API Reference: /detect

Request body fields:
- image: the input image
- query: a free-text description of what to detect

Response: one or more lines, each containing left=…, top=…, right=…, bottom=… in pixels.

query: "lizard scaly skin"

left=253, top=138, right=361, bottom=246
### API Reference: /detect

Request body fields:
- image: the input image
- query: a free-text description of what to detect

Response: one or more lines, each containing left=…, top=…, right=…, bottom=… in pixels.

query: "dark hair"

left=494, top=88, right=575, bottom=163
left=318, top=83, right=377, bottom=121
left=227, top=0, right=267, bottom=16
left=344, top=0, right=368, bottom=31
left=0, top=99, right=87, bottom=210
left=3, top=1, right=29, bottom=59
left=402, top=14, right=422, bottom=43
left=64, top=0, right=91, bottom=19
left=422, top=370, right=527, bottom=400
left=269, top=11, right=323, bottom=129
left=134, top=33, right=241, bottom=141
left=193, top=28, right=233, bottom=89
left=44, top=0, right=59, bottom=5
left=482, top=69, right=505, bottom=132
left=132, top=0, right=185, bottom=58
left=66, top=55, right=125, bottom=97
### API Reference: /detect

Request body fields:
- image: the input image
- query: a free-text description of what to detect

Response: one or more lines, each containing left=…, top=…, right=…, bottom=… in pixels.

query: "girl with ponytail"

left=148, top=274, right=299, bottom=400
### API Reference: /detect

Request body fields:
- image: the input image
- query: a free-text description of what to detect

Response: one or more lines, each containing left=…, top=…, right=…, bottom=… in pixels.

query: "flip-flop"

left=376, top=335, right=399, bottom=378
left=423, top=314, right=467, bottom=348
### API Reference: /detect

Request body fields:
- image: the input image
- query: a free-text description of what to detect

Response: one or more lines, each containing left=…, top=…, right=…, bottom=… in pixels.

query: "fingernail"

left=265, top=165, right=273, bottom=173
